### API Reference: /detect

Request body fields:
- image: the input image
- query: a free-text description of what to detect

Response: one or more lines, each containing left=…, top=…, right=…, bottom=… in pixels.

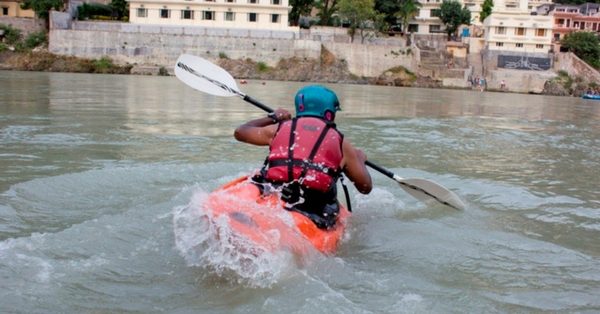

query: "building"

left=0, top=0, right=35, bottom=18
left=483, top=0, right=553, bottom=53
left=410, top=0, right=444, bottom=34
left=127, top=0, right=297, bottom=31
left=551, top=3, right=600, bottom=47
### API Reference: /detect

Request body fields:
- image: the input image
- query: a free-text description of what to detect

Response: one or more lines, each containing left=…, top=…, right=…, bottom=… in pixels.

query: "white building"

left=127, top=0, right=297, bottom=31
left=482, top=0, right=553, bottom=52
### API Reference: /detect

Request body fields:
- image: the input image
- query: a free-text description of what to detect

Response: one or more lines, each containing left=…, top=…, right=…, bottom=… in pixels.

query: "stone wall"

left=0, top=17, right=45, bottom=35
left=554, top=52, right=600, bottom=83
left=48, top=20, right=414, bottom=78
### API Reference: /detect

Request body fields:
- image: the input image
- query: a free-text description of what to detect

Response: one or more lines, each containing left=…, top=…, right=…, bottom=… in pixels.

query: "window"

left=181, top=9, right=193, bottom=19
left=1, top=7, right=8, bottom=15
left=248, top=12, right=257, bottom=22
left=160, top=9, right=170, bottom=18
left=136, top=8, right=147, bottom=17
left=557, top=18, right=565, bottom=26
left=248, top=0, right=257, bottom=3
left=495, top=42, right=504, bottom=47
left=515, top=27, right=525, bottom=36
left=225, top=11, right=235, bottom=21
left=536, top=28, right=545, bottom=36
left=515, top=43, right=523, bottom=48
left=271, top=0, right=280, bottom=4
left=226, top=0, right=235, bottom=2
left=536, top=44, right=544, bottom=49
left=431, top=9, right=441, bottom=17
left=553, top=33, right=560, bottom=41
left=202, top=11, right=215, bottom=20
left=408, top=24, right=418, bottom=33
left=271, top=14, right=279, bottom=23
left=496, top=26, right=506, bottom=35
left=429, top=25, right=441, bottom=33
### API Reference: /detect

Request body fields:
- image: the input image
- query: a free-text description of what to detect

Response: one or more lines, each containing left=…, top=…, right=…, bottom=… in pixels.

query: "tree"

left=396, top=0, right=421, bottom=34
left=375, top=0, right=401, bottom=28
left=315, top=0, right=339, bottom=26
left=290, top=0, right=314, bottom=26
left=338, top=0, right=378, bottom=43
left=561, top=31, right=600, bottom=69
left=110, top=0, right=129, bottom=20
left=479, top=0, right=493, bottom=23
left=20, top=0, right=63, bottom=20
left=439, top=0, right=471, bottom=40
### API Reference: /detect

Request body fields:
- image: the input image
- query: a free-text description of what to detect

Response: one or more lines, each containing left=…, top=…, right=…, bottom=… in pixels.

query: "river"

left=1, top=70, right=599, bottom=313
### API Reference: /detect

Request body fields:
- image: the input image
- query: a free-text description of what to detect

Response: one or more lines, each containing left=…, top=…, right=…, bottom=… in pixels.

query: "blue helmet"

left=294, top=85, right=341, bottom=121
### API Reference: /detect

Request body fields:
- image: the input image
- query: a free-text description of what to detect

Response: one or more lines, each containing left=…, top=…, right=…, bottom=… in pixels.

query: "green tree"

left=20, top=0, right=63, bottom=20
left=290, top=0, right=314, bottom=26
left=338, top=0, right=377, bottom=43
left=439, top=0, right=471, bottom=40
left=110, top=0, right=129, bottom=19
left=396, top=0, right=421, bottom=34
left=315, top=0, right=339, bottom=25
left=374, top=0, right=400, bottom=28
left=561, top=31, right=600, bottom=69
left=479, top=0, right=493, bottom=23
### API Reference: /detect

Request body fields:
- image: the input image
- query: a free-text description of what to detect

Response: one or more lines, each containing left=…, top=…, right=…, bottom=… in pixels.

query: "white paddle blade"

left=174, top=54, right=240, bottom=97
left=396, top=177, right=466, bottom=210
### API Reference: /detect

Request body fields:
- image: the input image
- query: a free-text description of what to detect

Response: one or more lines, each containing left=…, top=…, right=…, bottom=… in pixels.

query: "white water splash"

left=172, top=188, right=297, bottom=288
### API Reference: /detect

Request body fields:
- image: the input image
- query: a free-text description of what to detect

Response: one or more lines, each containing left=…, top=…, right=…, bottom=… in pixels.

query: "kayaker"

left=234, top=85, right=372, bottom=229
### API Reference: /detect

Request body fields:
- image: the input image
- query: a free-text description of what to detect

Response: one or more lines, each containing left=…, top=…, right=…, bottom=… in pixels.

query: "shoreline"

left=0, top=50, right=587, bottom=98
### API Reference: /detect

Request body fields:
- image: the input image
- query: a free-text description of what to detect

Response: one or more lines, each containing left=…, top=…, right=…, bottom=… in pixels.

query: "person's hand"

left=269, top=108, right=292, bottom=122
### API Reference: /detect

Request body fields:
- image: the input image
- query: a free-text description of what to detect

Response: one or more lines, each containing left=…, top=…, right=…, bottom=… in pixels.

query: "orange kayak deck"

left=205, top=176, right=350, bottom=255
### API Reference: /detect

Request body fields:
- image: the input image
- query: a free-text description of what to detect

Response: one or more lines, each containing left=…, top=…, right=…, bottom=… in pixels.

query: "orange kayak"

left=205, top=176, right=350, bottom=255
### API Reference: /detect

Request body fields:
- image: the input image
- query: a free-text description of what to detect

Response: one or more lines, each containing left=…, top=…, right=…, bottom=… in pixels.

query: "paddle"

left=174, top=54, right=466, bottom=211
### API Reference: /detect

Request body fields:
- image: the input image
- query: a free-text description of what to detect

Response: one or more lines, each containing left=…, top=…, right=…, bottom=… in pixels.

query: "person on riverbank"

left=234, top=85, right=373, bottom=229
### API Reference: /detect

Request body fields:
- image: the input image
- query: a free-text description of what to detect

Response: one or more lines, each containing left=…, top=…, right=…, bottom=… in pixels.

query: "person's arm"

left=341, top=139, right=372, bottom=194
left=234, top=108, right=291, bottom=146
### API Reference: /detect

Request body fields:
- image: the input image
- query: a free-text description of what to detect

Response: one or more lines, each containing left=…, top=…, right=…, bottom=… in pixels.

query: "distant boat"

left=582, top=94, right=600, bottom=100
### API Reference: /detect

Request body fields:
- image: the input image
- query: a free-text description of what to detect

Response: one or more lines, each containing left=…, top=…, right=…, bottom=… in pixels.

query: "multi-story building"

left=483, top=0, right=553, bottom=53
left=410, top=0, right=444, bottom=34
left=0, top=0, right=34, bottom=18
left=551, top=3, right=600, bottom=44
left=127, top=0, right=296, bottom=31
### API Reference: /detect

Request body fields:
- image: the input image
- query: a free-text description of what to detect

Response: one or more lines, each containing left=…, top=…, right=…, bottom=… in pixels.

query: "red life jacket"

left=265, top=117, right=343, bottom=192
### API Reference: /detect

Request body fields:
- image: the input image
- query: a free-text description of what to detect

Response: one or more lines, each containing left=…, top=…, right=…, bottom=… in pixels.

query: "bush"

left=256, top=61, right=269, bottom=72
left=0, top=24, right=23, bottom=46
left=218, top=52, right=229, bottom=59
left=77, top=3, right=113, bottom=20
left=93, top=56, right=114, bottom=73
left=0, top=43, right=7, bottom=52
left=23, top=31, right=47, bottom=50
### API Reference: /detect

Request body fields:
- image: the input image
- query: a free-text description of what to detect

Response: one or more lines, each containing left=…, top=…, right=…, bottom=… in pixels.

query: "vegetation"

left=0, top=24, right=47, bottom=52
left=315, top=0, right=339, bottom=26
left=256, top=61, right=270, bottom=72
left=290, top=0, right=315, bottom=26
left=110, top=0, right=129, bottom=20
left=19, top=0, right=63, bottom=21
left=479, top=0, right=493, bottom=23
left=561, top=31, right=600, bottom=69
left=439, top=0, right=471, bottom=40
left=396, top=0, right=421, bottom=34
left=338, top=0, right=379, bottom=43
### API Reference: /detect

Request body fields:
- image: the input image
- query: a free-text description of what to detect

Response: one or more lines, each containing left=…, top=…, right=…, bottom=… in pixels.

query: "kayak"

left=582, top=94, right=600, bottom=100
left=205, top=176, right=350, bottom=255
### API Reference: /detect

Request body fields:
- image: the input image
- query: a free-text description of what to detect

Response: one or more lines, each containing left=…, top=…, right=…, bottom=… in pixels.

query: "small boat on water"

left=204, top=176, right=350, bottom=256
left=582, top=94, right=600, bottom=100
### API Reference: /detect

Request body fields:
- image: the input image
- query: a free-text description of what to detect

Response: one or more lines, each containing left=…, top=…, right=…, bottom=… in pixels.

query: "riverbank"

left=0, top=50, right=593, bottom=97
left=0, top=49, right=443, bottom=88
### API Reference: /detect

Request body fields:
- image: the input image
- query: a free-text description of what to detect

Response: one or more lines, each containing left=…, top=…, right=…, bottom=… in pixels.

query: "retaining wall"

left=48, top=18, right=414, bottom=78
